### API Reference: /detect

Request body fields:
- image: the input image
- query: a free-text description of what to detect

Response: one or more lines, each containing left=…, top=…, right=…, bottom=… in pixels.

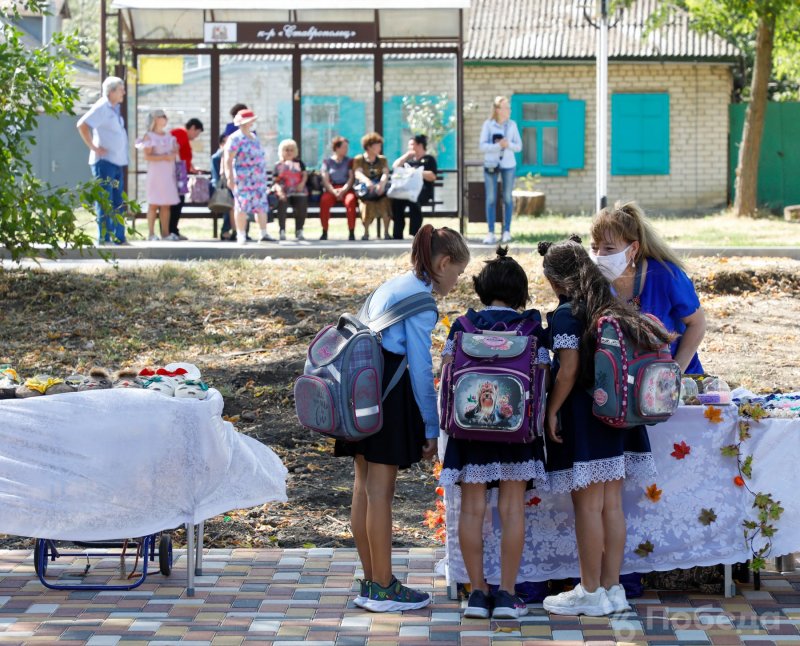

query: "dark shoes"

left=320, top=230, right=328, bottom=240
left=464, top=589, right=492, bottom=618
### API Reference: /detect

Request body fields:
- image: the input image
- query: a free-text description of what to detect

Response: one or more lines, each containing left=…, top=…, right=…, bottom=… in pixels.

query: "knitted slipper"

left=174, top=379, right=209, bottom=400
left=164, top=362, right=201, bottom=380
left=113, top=368, right=142, bottom=389
left=142, top=375, right=176, bottom=396
left=0, top=365, right=19, bottom=399
left=45, top=378, right=75, bottom=395
left=16, top=374, right=54, bottom=398
left=156, top=367, right=190, bottom=384
left=77, top=367, right=112, bottom=391
left=65, top=373, right=89, bottom=389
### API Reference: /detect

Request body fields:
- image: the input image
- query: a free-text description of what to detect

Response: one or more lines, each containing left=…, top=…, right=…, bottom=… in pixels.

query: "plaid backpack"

left=588, top=310, right=681, bottom=428
left=294, top=291, right=437, bottom=441
left=439, top=315, right=547, bottom=443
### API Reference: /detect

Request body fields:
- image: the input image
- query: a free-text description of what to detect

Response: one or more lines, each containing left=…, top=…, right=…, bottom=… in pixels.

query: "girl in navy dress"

left=335, top=225, right=470, bottom=613
left=590, top=201, right=706, bottom=373
left=537, top=236, right=672, bottom=617
left=439, top=246, right=550, bottom=619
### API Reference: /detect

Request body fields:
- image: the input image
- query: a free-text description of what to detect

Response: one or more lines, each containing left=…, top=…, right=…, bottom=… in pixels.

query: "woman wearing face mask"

left=589, top=201, right=706, bottom=374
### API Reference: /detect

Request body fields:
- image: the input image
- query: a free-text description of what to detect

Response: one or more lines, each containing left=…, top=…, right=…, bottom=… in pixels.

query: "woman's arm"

left=222, top=141, right=234, bottom=190
left=478, top=120, right=499, bottom=154
left=545, top=349, right=579, bottom=444
left=392, top=150, right=413, bottom=169
left=507, top=121, right=523, bottom=153
left=353, top=160, right=369, bottom=184
left=298, top=168, right=308, bottom=193
left=674, top=307, right=706, bottom=372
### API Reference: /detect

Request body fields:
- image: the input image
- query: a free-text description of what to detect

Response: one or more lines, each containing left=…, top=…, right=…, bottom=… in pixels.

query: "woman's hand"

left=546, top=411, right=562, bottom=444
left=421, top=438, right=438, bottom=460
left=498, top=138, right=509, bottom=149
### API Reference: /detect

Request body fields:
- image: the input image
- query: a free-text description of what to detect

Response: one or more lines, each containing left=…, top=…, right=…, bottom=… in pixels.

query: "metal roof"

left=464, top=0, right=739, bottom=61
left=111, top=0, right=469, bottom=8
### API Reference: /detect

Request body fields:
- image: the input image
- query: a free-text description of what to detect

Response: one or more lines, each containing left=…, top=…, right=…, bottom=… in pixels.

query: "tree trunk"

left=733, top=13, right=775, bottom=217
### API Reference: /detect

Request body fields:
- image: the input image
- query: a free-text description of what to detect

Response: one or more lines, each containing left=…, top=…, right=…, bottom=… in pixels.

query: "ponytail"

left=411, top=224, right=470, bottom=284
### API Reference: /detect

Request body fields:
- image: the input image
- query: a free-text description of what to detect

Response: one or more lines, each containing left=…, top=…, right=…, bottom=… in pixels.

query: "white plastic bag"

left=387, top=164, right=424, bottom=202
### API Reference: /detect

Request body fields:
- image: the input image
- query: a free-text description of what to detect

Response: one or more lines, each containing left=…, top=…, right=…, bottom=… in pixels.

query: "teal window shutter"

left=611, top=93, right=670, bottom=175
left=511, top=94, right=584, bottom=177
left=559, top=99, right=585, bottom=171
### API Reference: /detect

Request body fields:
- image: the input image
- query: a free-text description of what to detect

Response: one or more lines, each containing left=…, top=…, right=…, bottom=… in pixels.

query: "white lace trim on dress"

left=553, top=333, right=580, bottom=350
left=548, top=452, right=656, bottom=494
left=537, top=347, right=551, bottom=364
left=440, top=460, right=548, bottom=486
left=442, top=338, right=455, bottom=357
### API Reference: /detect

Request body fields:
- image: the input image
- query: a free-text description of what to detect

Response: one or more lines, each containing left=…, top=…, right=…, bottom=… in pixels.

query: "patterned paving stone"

left=3, top=548, right=800, bottom=644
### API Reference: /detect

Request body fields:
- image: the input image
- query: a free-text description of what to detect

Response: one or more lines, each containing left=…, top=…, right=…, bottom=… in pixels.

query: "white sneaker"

left=295, top=229, right=305, bottom=241
left=605, top=584, right=632, bottom=612
left=482, top=232, right=497, bottom=245
left=147, top=234, right=160, bottom=241
left=543, top=583, right=614, bottom=616
left=237, top=234, right=247, bottom=245
left=501, top=230, right=513, bottom=243
left=279, top=229, right=287, bottom=241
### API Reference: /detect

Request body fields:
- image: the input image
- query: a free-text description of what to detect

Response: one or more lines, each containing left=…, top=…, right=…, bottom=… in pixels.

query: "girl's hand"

left=421, top=439, right=438, bottom=460
left=546, top=412, right=563, bottom=444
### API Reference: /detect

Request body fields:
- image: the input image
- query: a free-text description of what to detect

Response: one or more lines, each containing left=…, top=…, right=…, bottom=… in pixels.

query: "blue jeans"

left=484, top=167, right=516, bottom=233
left=91, top=159, right=126, bottom=243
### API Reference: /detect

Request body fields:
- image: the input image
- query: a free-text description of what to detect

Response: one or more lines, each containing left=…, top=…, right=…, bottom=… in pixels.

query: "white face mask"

left=591, top=245, right=632, bottom=281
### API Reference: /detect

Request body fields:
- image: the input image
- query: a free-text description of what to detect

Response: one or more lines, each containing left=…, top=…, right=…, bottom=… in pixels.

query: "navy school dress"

left=439, top=306, right=550, bottom=491
left=545, top=295, right=656, bottom=494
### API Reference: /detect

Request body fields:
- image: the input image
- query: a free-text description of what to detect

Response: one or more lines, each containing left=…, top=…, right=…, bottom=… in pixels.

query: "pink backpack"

left=439, top=316, right=547, bottom=444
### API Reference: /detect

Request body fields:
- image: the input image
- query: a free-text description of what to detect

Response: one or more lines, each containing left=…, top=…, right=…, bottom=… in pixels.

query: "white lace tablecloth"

left=0, top=388, right=287, bottom=541
left=443, top=405, right=800, bottom=584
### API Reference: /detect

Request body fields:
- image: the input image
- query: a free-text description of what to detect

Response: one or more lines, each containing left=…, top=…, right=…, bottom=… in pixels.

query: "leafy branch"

left=720, top=402, right=784, bottom=571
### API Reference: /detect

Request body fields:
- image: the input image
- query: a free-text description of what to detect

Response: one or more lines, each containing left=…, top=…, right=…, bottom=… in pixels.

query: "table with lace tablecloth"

left=0, top=388, right=287, bottom=594
left=441, top=405, right=800, bottom=597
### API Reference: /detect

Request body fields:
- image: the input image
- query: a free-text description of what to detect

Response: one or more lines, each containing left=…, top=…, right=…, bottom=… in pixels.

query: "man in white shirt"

left=77, top=76, right=129, bottom=245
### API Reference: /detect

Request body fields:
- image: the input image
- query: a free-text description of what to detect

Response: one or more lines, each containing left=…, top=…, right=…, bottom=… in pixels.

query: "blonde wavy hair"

left=590, top=200, right=685, bottom=271
left=490, top=96, right=510, bottom=122
left=278, top=138, right=299, bottom=161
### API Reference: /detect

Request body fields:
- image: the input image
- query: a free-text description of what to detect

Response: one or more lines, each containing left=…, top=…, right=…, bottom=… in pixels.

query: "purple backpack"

left=439, top=316, right=547, bottom=443
left=294, top=291, right=437, bottom=441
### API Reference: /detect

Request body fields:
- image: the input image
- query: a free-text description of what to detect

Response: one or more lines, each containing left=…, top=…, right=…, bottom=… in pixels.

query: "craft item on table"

left=16, top=374, right=73, bottom=397
left=77, top=367, right=113, bottom=391
left=65, top=373, right=89, bottom=390
left=174, top=379, right=209, bottom=400
left=734, top=389, right=800, bottom=419
left=697, top=377, right=731, bottom=405
left=142, top=375, right=177, bottom=396
left=0, top=365, right=19, bottom=399
left=164, top=362, right=201, bottom=380
left=113, top=368, right=142, bottom=389
left=156, top=367, right=190, bottom=384
left=680, top=377, right=699, bottom=404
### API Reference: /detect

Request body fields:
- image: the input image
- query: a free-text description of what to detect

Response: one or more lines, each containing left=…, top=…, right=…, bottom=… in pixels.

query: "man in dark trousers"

left=167, top=117, right=204, bottom=240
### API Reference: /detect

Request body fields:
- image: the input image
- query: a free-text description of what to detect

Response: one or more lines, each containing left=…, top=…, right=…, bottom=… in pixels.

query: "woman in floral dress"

left=223, top=109, right=273, bottom=244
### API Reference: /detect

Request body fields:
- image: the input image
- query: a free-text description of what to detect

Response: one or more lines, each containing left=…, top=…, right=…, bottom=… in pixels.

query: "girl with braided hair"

left=538, top=236, right=671, bottom=617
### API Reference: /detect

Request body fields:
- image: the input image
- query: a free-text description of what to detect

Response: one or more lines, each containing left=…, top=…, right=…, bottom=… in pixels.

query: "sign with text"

left=235, top=22, right=376, bottom=44
left=204, top=22, right=237, bottom=43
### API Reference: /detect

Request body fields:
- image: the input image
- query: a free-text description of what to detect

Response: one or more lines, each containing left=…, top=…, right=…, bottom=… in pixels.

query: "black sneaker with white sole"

left=463, top=589, right=492, bottom=618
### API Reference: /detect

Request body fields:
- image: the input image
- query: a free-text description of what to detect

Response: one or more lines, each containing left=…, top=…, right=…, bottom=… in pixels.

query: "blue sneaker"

left=464, top=589, right=492, bottom=618
left=363, top=576, right=431, bottom=612
left=353, top=579, right=370, bottom=608
left=492, top=589, right=528, bottom=619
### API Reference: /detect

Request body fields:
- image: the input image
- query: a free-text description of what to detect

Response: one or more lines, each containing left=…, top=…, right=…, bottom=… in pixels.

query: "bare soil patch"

left=1, top=254, right=798, bottom=550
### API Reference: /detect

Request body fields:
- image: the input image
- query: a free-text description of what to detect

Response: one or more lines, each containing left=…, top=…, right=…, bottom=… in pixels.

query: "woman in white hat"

left=223, top=109, right=273, bottom=244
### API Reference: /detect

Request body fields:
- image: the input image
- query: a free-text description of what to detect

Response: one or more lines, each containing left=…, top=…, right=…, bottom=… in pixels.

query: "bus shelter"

left=106, top=0, right=469, bottom=224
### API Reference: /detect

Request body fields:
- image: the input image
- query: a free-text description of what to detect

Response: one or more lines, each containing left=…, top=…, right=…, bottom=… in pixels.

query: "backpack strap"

left=382, top=357, right=408, bottom=402
left=455, top=315, right=478, bottom=333
left=362, top=292, right=438, bottom=333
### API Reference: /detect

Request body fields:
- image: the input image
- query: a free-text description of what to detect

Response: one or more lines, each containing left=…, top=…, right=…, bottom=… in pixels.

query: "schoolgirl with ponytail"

left=537, top=236, right=668, bottom=618
left=335, top=224, right=470, bottom=613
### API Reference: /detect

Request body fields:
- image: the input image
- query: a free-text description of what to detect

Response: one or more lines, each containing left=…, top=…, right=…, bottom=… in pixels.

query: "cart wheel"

left=159, top=535, right=173, bottom=576
left=33, top=539, right=50, bottom=577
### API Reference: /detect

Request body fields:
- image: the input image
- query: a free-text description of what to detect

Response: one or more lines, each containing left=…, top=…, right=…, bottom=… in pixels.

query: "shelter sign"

left=204, top=22, right=376, bottom=44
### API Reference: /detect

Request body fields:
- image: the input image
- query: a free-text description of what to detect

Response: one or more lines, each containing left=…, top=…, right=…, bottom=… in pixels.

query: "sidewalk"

left=2, top=547, right=799, bottom=645
left=3, top=239, right=800, bottom=264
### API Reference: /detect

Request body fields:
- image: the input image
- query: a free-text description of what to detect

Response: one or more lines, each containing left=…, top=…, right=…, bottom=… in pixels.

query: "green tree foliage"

left=642, top=0, right=799, bottom=215
left=0, top=0, right=128, bottom=262
left=401, top=93, right=456, bottom=159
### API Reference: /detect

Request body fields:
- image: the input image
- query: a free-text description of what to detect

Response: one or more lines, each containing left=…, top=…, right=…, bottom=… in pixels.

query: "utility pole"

left=595, top=0, right=609, bottom=212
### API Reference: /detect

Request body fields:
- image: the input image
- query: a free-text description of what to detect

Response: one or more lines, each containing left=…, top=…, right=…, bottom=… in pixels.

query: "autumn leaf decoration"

left=698, top=508, right=717, bottom=525
left=634, top=541, right=654, bottom=558
left=644, top=483, right=662, bottom=503
left=670, top=441, right=691, bottom=460
left=440, top=314, right=452, bottom=332
left=423, top=464, right=447, bottom=544
left=733, top=475, right=745, bottom=487
left=526, top=496, right=542, bottom=507
left=704, top=405, right=723, bottom=424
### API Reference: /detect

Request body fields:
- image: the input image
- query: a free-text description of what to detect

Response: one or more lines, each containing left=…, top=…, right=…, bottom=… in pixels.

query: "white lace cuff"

left=537, top=347, right=551, bottom=364
left=553, top=333, right=579, bottom=350
left=441, top=338, right=455, bottom=357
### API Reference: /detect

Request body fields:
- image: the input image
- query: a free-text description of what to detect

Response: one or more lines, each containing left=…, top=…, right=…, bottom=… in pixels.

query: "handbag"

left=175, top=160, right=189, bottom=195
left=386, top=164, right=424, bottom=202
left=354, top=180, right=384, bottom=202
left=208, top=174, right=234, bottom=213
